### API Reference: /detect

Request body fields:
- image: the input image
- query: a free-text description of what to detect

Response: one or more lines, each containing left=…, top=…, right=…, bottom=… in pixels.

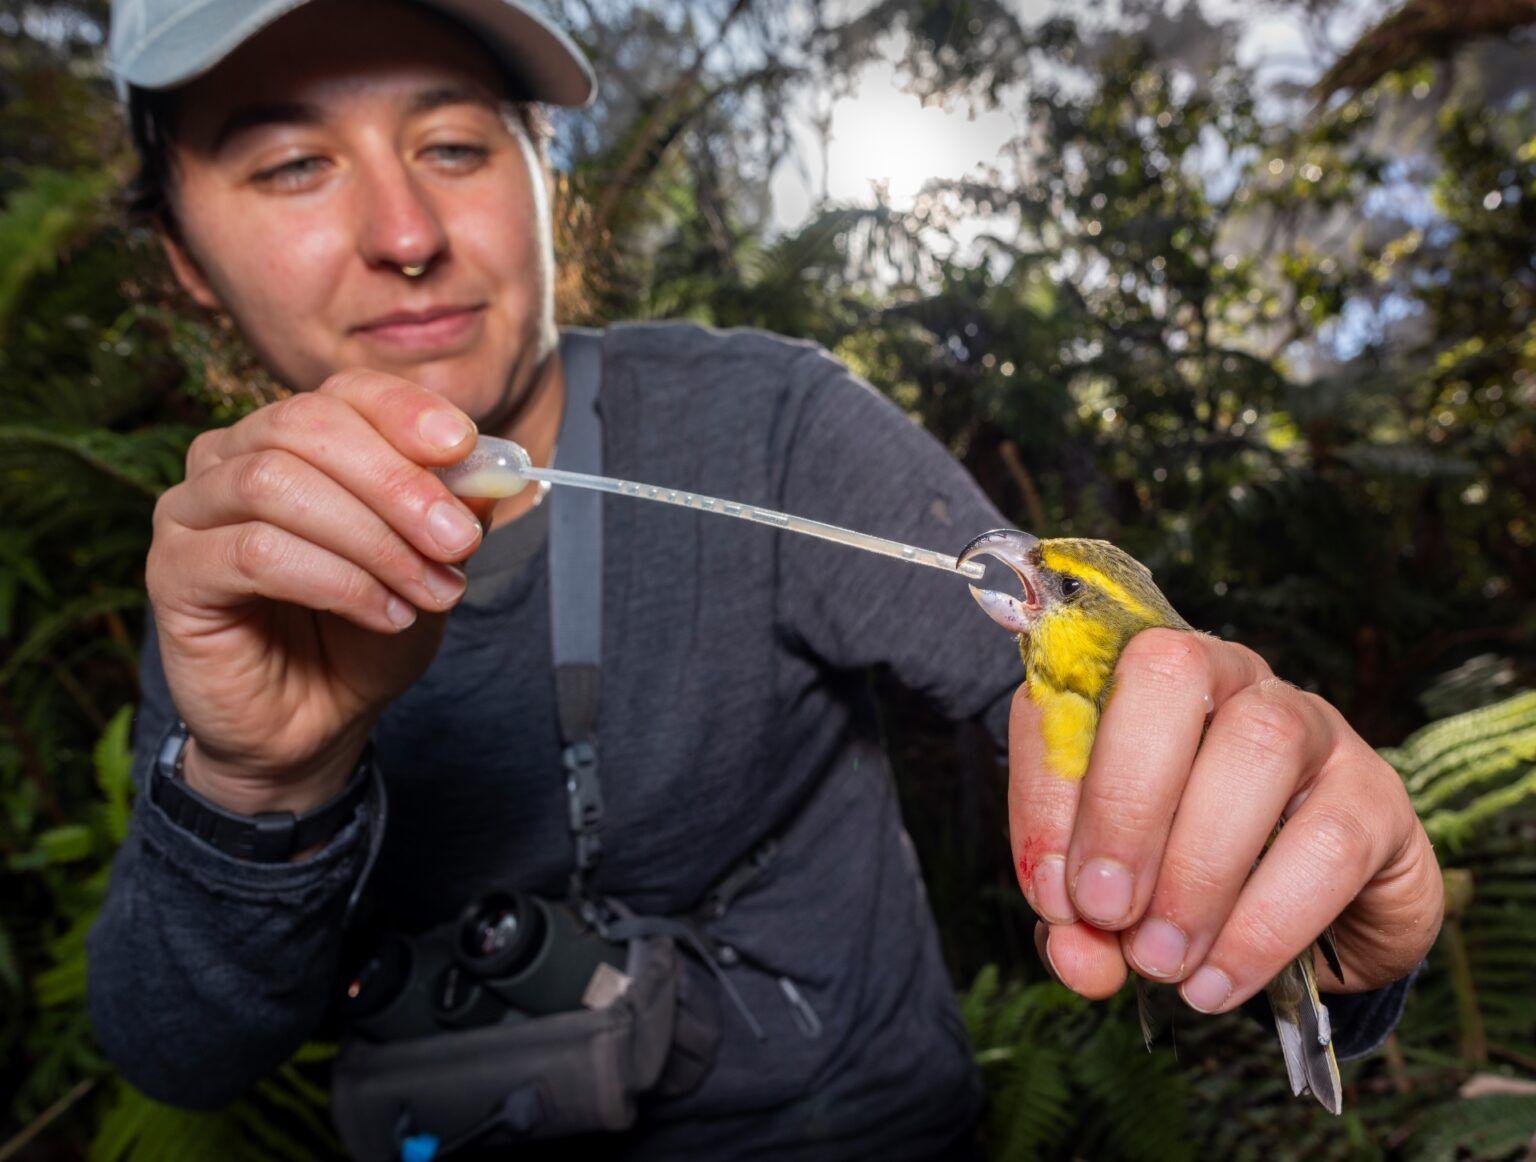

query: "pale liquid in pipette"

left=438, top=466, right=530, bottom=498
left=437, top=438, right=534, bottom=498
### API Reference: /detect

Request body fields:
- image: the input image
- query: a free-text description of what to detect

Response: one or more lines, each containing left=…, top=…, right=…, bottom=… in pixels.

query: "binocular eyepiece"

left=341, top=889, right=628, bottom=1042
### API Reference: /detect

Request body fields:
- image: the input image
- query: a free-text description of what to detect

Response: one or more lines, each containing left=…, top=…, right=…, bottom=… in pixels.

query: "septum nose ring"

left=401, top=263, right=428, bottom=278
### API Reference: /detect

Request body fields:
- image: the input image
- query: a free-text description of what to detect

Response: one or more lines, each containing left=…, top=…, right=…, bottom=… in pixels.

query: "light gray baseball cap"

left=109, top=0, right=596, bottom=105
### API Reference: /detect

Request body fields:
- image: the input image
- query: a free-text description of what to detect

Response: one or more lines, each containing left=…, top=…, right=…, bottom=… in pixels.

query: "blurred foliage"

left=2, top=0, right=1535, bottom=1158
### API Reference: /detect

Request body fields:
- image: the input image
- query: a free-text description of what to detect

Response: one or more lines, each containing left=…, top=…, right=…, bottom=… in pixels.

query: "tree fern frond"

left=1406, top=1092, right=1536, bottom=1162
left=0, top=168, right=114, bottom=335
left=1385, top=691, right=1536, bottom=796
left=1424, top=771, right=1536, bottom=847
left=251, top=1067, right=343, bottom=1155
left=0, top=425, right=188, bottom=508
left=1073, top=1018, right=1198, bottom=1162
left=0, top=588, right=146, bottom=690
left=988, top=1044, right=1074, bottom=1162
left=90, top=1075, right=332, bottom=1162
left=1378, top=692, right=1536, bottom=851
left=961, top=963, right=1001, bottom=1040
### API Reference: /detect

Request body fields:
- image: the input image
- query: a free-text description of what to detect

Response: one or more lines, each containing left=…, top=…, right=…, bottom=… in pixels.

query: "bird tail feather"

left=1270, top=952, right=1343, bottom=1115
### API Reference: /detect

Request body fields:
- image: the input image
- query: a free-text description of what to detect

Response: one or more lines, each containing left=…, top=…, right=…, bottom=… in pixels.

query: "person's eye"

left=251, top=156, right=331, bottom=190
left=422, top=143, right=490, bottom=171
left=1060, top=576, right=1083, bottom=598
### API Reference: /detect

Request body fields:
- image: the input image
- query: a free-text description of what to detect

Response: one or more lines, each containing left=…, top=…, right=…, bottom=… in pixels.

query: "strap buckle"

left=234, top=812, right=296, bottom=862
left=562, top=739, right=603, bottom=870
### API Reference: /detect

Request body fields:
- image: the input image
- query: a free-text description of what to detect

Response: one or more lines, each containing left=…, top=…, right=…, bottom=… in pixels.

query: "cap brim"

left=111, top=0, right=595, bottom=107
left=432, top=0, right=595, bottom=107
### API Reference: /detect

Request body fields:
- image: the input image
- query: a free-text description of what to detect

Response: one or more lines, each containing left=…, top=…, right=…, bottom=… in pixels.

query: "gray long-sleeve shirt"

left=88, top=323, right=1411, bottom=1159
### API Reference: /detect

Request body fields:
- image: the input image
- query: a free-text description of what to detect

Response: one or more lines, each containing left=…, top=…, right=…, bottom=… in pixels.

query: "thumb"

left=1041, top=920, right=1129, bottom=1000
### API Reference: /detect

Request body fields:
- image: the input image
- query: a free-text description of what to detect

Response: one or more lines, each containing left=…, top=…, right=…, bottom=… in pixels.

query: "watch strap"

left=150, top=721, right=374, bottom=863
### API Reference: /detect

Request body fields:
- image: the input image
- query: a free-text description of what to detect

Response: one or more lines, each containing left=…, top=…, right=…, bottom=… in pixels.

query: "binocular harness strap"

left=546, top=329, right=816, bottom=1051
left=549, top=328, right=606, bottom=904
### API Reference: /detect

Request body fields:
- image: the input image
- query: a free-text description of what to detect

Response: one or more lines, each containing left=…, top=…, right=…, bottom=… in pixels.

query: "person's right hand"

left=146, top=370, right=490, bottom=816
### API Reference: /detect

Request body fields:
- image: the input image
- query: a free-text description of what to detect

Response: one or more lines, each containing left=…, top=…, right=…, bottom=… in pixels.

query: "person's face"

left=161, top=0, right=556, bottom=425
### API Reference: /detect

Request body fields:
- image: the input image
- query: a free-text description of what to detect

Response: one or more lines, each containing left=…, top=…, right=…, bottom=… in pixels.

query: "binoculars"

left=341, top=889, right=628, bottom=1042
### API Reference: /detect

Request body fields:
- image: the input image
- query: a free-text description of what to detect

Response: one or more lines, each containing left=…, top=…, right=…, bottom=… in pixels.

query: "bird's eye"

left=1060, top=576, right=1083, bottom=598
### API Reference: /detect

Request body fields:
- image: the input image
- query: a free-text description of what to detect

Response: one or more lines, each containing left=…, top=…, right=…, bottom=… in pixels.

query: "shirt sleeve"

left=1326, top=969, right=1417, bottom=1060
left=774, top=345, right=1021, bottom=747
left=85, top=619, right=380, bottom=1109
left=772, top=345, right=1414, bottom=1053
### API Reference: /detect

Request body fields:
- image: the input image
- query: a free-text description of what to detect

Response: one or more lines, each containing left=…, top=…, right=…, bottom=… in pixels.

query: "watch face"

left=156, top=720, right=192, bottom=779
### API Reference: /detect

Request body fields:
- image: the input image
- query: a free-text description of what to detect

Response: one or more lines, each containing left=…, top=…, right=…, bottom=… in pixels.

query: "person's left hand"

left=1009, top=628, right=1443, bottom=1012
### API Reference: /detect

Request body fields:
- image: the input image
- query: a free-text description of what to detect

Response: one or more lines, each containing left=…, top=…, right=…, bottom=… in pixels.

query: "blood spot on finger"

left=1016, top=834, right=1045, bottom=891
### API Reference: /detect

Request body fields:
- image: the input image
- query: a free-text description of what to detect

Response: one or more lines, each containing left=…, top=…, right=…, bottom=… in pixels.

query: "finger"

left=1123, top=680, right=1335, bottom=983
left=1033, top=920, right=1054, bottom=977
left=1009, top=686, right=1085, bottom=923
left=1327, top=813, right=1443, bottom=991
left=163, top=521, right=418, bottom=635
left=1067, top=630, right=1271, bottom=931
left=1040, top=921, right=1128, bottom=1000
left=1177, top=748, right=1411, bottom=1014
left=184, top=426, right=230, bottom=479
left=319, top=368, right=479, bottom=465
left=214, top=390, right=484, bottom=563
left=160, top=452, right=468, bottom=614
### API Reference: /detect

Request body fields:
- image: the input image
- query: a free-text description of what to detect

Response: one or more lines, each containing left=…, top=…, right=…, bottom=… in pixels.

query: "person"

left=87, top=0, right=1444, bottom=1157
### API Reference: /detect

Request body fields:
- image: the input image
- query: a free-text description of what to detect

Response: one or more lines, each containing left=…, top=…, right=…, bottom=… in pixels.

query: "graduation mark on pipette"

left=435, top=435, right=988, bottom=581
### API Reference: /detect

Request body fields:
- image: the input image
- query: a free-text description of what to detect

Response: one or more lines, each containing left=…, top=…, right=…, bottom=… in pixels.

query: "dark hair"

left=123, top=86, right=552, bottom=234
left=125, top=86, right=181, bottom=230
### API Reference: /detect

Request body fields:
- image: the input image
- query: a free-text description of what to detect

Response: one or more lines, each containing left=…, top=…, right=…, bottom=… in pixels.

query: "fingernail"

left=424, top=563, right=467, bottom=605
left=1130, top=918, right=1188, bottom=979
left=1037, top=928, right=1063, bottom=985
left=1181, top=966, right=1232, bottom=1013
left=419, top=409, right=474, bottom=450
left=385, top=594, right=417, bottom=629
left=428, top=501, right=481, bottom=554
left=1033, top=856, right=1074, bottom=923
left=1074, top=857, right=1134, bottom=925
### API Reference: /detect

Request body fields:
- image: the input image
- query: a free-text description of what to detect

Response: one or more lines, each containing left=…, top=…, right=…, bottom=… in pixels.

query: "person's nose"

left=355, top=155, right=449, bottom=279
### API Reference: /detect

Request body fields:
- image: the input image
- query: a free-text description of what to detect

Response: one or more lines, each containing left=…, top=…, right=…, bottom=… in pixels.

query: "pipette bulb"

left=433, top=435, right=533, bottom=498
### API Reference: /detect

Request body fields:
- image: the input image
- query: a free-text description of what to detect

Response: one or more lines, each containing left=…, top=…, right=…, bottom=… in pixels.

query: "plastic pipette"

left=435, top=435, right=987, bottom=581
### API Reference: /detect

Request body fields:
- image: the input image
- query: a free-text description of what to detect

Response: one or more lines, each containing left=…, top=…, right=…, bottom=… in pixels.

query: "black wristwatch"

left=150, top=720, right=374, bottom=863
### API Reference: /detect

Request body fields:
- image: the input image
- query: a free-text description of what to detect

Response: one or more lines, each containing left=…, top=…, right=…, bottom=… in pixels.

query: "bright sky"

left=767, top=0, right=1382, bottom=231
left=768, top=59, right=1020, bottom=227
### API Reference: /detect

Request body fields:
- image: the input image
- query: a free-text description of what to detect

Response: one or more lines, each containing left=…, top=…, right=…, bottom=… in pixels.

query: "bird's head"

left=957, top=530, right=1186, bottom=669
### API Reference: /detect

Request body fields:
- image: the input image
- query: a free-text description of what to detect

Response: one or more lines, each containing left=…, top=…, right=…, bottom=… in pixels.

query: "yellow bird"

left=958, top=528, right=1344, bottom=1115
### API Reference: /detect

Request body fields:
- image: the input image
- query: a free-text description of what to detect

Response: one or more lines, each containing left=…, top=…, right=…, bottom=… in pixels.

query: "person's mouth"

left=350, top=303, right=486, bottom=352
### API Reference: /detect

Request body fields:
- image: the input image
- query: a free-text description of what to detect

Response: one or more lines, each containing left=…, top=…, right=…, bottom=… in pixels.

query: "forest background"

left=2, top=0, right=1535, bottom=1158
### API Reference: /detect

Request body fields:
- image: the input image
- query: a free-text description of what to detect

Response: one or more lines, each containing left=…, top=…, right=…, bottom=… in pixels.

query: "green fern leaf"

left=989, top=1044, right=1074, bottom=1162
left=0, top=588, right=145, bottom=689
left=962, top=963, right=1001, bottom=1042
left=7, top=823, right=95, bottom=870
left=0, top=167, right=114, bottom=335
left=93, top=704, right=135, bottom=843
left=1407, top=1092, right=1536, bottom=1161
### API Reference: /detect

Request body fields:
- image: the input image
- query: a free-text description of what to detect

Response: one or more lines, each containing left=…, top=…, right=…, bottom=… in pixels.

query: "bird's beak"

left=958, top=529, right=1043, bottom=636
